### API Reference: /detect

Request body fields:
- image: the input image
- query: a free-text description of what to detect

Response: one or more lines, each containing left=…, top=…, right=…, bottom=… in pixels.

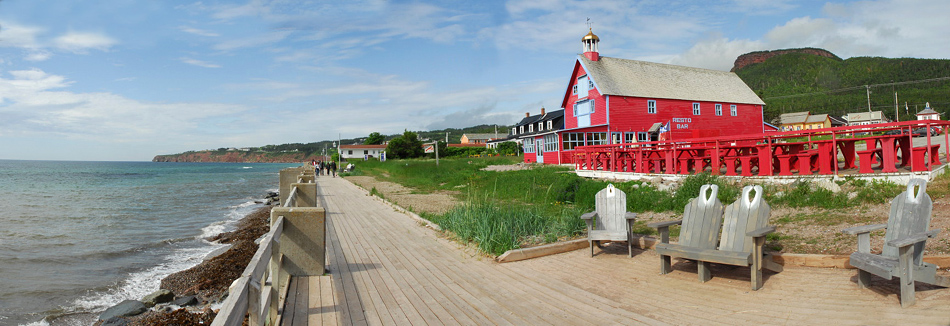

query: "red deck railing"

left=574, top=120, right=950, bottom=176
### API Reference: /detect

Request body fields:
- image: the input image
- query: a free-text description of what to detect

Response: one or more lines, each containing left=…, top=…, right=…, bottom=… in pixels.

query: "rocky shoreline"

left=94, top=192, right=280, bottom=326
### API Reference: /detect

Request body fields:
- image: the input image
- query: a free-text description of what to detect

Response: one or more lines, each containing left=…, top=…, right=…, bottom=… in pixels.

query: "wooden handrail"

left=212, top=215, right=285, bottom=326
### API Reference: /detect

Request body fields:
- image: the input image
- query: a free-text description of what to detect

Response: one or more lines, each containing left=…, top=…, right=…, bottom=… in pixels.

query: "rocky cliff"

left=731, top=48, right=841, bottom=72
left=153, top=151, right=328, bottom=163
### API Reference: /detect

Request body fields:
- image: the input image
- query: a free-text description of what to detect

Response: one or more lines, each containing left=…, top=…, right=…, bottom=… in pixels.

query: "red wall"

left=607, top=97, right=763, bottom=138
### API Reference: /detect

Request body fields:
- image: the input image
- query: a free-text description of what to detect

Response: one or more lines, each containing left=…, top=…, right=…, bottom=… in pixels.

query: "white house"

left=340, top=144, right=386, bottom=160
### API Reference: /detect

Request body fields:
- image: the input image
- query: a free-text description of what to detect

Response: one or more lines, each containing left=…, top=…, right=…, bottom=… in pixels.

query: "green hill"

left=734, top=49, right=950, bottom=123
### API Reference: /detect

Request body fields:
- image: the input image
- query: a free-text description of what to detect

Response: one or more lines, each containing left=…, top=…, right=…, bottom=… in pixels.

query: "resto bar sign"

left=672, top=117, right=691, bottom=129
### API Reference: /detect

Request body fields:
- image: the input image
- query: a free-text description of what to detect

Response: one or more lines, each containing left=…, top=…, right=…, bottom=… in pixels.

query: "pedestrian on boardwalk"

left=316, top=160, right=323, bottom=176
left=329, top=161, right=337, bottom=177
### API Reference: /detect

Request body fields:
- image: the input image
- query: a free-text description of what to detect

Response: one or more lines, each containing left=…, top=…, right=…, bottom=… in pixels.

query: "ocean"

left=0, top=160, right=297, bottom=326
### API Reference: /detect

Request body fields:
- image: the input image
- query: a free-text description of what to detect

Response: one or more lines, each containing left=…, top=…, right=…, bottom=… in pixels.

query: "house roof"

left=917, top=108, right=940, bottom=115
left=340, top=144, right=387, bottom=149
left=573, top=56, right=766, bottom=106
left=778, top=111, right=810, bottom=124
left=845, top=111, right=886, bottom=123
left=804, top=114, right=829, bottom=124
left=462, top=133, right=502, bottom=140
left=515, top=109, right=565, bottom=127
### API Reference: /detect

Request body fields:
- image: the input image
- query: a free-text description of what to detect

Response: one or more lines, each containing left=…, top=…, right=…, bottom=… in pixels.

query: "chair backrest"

left=719, top=185, right=771, bottom=253
left=680, top=185, right=724, bottom=249
left=594, top=184, right=627, bottom=232
left=882, top=178, right=933, bottom=264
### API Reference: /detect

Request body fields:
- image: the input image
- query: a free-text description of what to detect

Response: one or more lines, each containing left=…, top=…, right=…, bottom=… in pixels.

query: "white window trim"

left=538, top=122, right=543, bottom=131
left=730, top=104, right=737, bottom=116
left=715, top=104, right=722, bottom=116
left=528, top=124, right=533, bottom=132
left=547, top=121, right=553, bottom=130
left=519, top=126, right=524, bottom=134
left=648, top=100, right=656, bottom=114
left=693, top=103, right=700, bottom=115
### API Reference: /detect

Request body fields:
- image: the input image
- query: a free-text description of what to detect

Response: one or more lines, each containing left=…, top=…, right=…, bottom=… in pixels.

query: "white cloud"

left=180, top=57, right=222, bottom=68
left=669, top=36, right=766, bottom=71
left=0, top=20, right=45, bottom=49
left=53, top=31, right=117, bottom=53
left=179, top=26, right=220, bottom=37
left=213, top=31, right=291, bottom=51
left=24, top=50, right=52, bottom=62
left=0, top=69, right=246, bottom=143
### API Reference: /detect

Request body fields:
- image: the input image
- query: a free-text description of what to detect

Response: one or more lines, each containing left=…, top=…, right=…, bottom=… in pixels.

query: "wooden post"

left=899, top=245, right=916, bottom=307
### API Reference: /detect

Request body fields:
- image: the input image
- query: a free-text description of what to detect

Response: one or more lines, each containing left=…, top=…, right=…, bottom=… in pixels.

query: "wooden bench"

left=843, top=179, right=950, bottom=307
left=581, top=184, right=638, bottom=257
left=649, top=185, right=783, bottom=290
left=856, top=147, right=883, bottom=173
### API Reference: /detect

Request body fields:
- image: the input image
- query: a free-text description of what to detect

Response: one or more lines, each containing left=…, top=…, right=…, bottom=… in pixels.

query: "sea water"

left=0, top=160, right=297, bottom=325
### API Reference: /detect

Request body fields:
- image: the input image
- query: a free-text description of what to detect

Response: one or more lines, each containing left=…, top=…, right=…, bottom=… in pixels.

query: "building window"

left=512, top=128, right=516, bottom=135
left=648, top=100, right=656, bottom=114
left=538, top=122, right=543, bottom=131
left=577, top=75, right=589, bottom=98
left=348, top=150, right=353, bottom=155
left=528, top=124, right=533, bottom=132
left=586, top=132, right=608, bottom=146
left=588, top=79, right=594, bottom=89
left=574, top=99, right=595, bottom=116
left=693, top=103, right=700, bottom=115
left=730, top=104, right=737, bottom=116
left=544, top=134, right=558, bottom=152
left=364, top=150, right=368, bottom=154
left=547, top=121, right=553, bottom=130
left=520, top=126, right=524, bottom=134
left=637, top=132, right=650, bottom=142
left=572, top=85, right=577, bottom=95
left=624, top=132, right=636, bottom=143
left=562, top=133, right=584, bottom=150
left=523, top=140, right=535, bottom=153
left=715, top=104, right=722, bottom=116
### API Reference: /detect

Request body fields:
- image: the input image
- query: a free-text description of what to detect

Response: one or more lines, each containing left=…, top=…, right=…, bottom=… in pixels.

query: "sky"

left=2, top=0, right=950, bottom=161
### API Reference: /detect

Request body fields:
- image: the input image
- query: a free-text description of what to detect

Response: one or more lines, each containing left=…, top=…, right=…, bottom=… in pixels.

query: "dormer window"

left=529, top=124, right=534, bottom=132
left=538, top=122, right=543, bottom=131
left=512, top=128, right=516, bottom=135
left=547, top=121, right=553, bottom=130
left=519, top=126, right=524, bottom=134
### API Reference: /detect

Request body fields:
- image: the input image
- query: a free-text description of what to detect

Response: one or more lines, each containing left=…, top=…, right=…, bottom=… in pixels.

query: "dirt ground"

left=345, top=169, right=950, bottom=256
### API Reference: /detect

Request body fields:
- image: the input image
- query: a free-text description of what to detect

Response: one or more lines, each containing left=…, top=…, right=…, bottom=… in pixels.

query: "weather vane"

left=587, top=17, right=592, bottom=30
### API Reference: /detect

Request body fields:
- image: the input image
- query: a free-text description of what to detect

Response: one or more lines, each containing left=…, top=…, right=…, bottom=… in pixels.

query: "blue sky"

left=2, top=0, right=950, bottom=161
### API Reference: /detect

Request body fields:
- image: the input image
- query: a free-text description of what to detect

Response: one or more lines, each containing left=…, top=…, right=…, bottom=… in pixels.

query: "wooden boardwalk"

left=283, top=176, right=950, bottom=325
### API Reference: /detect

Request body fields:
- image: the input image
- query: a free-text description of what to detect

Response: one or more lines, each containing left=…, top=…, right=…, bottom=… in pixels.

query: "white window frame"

left=648, top=100, right=656, bottom=114
left=512, top=127, right=517, bottom=135
left=693, top=103, right=700, bottom=115
left=577, top=75, right=589, bottom=98
left=715, top=104, right=722, bottom=116
left=544, top=134, right=558, bottom=152
left=519, top=126, right=524, bottom=134
left=637, top=132, right=650, bottom=142
left=572, top=84, right=577, bottom=95
left=538, top=122, right=543, bottom=131
left=574, top=99, right=595, bottom=116
left=523, top=140, right=535, bottom=153
left=547, top=120, right=553, bottom=130
left=528, top=124, right=533, bottom=132
left=730, top=104, right=737, bottom=116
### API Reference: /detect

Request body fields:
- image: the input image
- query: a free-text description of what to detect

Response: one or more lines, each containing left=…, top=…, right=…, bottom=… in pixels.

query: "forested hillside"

left=734, top=49, right=950, bottom=123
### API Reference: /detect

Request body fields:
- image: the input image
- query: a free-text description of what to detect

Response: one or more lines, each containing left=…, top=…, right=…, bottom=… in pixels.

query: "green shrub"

left=854, top=179, right=904, bottom=204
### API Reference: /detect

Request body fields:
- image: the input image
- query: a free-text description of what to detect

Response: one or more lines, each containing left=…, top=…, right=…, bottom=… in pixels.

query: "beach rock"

left=99, top=300, right=147, bottom=321
left=203, top=244, right=233, bottom=261
left=100, top=316, right=130, bottom=326
left=172, top=295, right=199, bottom=307
left=141, top=289, right=175, bottom=308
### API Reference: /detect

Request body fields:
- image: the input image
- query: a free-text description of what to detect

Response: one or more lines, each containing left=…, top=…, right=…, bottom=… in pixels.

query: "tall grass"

left=429, top=197, right=585, bottom=256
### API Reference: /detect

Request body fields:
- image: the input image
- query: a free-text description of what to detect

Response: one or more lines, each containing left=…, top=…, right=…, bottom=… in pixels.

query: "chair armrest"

left=747, top=226, right=776, bottom=238
left=625, top=212, right=637, bottom=220
left=842, top=223, right=887, bottom=235
left=886, top=229, right=941, bottom=248
left=647, top=219, right=683, bottom=229
left=581, top=212, right=597, bottom=220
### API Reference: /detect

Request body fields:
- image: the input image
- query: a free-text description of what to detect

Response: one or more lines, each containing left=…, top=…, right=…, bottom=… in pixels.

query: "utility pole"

left=866, top=85, right=872, bottom=113
left=895, top=91, right=899, bottom=122
left=434, top=141, right=439, bottom=166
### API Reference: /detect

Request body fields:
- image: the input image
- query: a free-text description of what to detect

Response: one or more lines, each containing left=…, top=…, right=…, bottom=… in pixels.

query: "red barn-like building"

left=530, top=29, right=766, bottom=164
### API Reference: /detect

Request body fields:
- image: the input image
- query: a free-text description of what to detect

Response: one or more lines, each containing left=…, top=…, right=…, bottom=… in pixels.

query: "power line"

left=763, top=76, right=950, bottom=100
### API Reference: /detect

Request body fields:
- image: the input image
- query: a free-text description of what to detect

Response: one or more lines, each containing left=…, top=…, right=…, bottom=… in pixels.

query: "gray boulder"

left=173, top=295, right=199, bottom=307
left=141, top=289, right=175, bottom=307
left=99, top=300, right=147, bottom=321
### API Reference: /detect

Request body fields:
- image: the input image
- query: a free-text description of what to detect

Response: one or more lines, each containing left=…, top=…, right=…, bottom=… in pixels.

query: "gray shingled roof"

left=805, top=114, right=828, bottom=124
left=578, top=56, right=766, bottom=105
left=463, top=133, right=502, bottom=140
left=778, top=112, right=810, bottom=124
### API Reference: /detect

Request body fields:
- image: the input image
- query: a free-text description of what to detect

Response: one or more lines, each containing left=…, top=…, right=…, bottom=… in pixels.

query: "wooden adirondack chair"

left=843, top=178, right=949, bottom=307
left=649, top=185, right=782, bottom=290
left=581, top=184, right=638, bottom=257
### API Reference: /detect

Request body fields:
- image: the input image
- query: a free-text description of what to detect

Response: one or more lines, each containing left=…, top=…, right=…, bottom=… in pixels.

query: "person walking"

left=329, top=160, right=337, bottom=177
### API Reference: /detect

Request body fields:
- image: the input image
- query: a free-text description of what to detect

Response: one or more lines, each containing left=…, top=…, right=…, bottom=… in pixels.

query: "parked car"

left=911, top=127, right=938, bottom=137
left=883, top=129, right=904, bottom=136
